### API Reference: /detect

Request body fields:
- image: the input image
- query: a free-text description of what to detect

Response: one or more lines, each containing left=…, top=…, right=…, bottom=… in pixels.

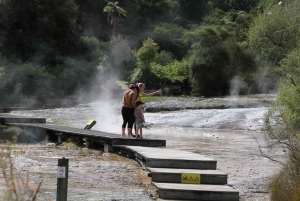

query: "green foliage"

left=257, top=0, right=281, bottom=10
left=203, top=8, right=226, bottom=25
left=276, top=47, right=300, bottom=132
left=265, top=46, right=300, bottom=200
left=153, top=23, right=189, bottom=59
left=206, top=0, right=232, bottom=12
left=204, top=9, right=254, bottom=42
left=0, top=61, right=54, bottom=104
left=79, top=36, right=102, bottom=62
left=130, top=68, right=143, bottom=84
left=188, top=26, right=230, bottom=96
left=151, top=59, right=189, bottom=84
left=154, top=50, right=175, bottom=66
left=136, top=38, right=159, bottom=68
left=103, top=2, right=127, bottom=24
left=83, top=137, right=96, bottom=148
left=0, top=0, right=103, bottom=105
left=103, top=2, right=127, bottom=37
left=0, top=127, right=19, bottom=143
left=188, top=26, right=257, bottom=96
left=229, top=0, right=259, bottom=12
left=131, top=0, right=174, bottom=21
left=269, top=158, right=300, bottom=201
left=248, top=0, right=300, bottom=64
left=0, top=0, right=80, bottom=63
left=131, top=38, right=160, bottom=84
left=179, top=0, right=208, bottom=22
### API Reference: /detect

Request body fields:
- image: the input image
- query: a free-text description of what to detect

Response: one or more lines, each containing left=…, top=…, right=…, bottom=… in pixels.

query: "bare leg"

left=127, top=128, right=133, bottom=137
left=122, top=127, right=126, bottom=137
left=135, top=127, right=139, bottom=138
left=140, top=128, right=143, bottom=138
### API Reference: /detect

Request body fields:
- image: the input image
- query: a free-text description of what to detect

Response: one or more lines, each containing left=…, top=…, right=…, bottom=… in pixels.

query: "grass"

left=143, top=95, right=168, bottom=102
left=269, top=159, right=300, bottom=201
left=116, top=80, right=128, bottom=86
left=116, top=80, right=128, bottom=90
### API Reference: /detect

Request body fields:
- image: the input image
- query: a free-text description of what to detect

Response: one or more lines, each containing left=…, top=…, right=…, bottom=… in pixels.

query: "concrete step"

left=117, top=146, right=217, bottom=169
left=147, top=168, right=227, bottom=185
left=152, top=182, right=239, bottom=201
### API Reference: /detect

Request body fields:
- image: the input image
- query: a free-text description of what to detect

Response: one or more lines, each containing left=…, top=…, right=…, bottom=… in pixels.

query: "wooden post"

left=56, top=157, right=69, bottom=201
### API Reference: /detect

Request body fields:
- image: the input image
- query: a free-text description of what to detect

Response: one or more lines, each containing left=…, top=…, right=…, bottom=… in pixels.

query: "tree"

left=265, top=45, right=300, bottom=201
left=103, top=1, right=127, bottom=37
left=188, top=26, right=231, bottom=96
left=0, top=0, right=80, bottom=64
left=131, top=38, right=159, bottom=84
left=229, top=0, right=259, bottom=12
left=248, top=0, right=300, bottom=64
left=188, top=25, right=257, bottom=96
left=153, top=22, right=189, bottom=59
left=179, top=0, right=208, bottom=22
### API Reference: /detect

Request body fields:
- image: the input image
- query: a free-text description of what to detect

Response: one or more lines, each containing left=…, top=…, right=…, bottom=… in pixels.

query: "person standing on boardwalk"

left=131, top=83, right=162, bottom=135
left=136, top=83, right=162, bottom=102
left=121, top=84, right=138, bottom=138
left=134, top=101, right=145, bottom=138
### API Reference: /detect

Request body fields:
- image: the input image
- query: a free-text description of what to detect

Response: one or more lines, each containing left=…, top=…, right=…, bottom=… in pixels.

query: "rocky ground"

left=0, top=94, right=285, bottom=201
left=144, top=94, right=276, bottom=112
left=0, top=144, right=157, bottom=201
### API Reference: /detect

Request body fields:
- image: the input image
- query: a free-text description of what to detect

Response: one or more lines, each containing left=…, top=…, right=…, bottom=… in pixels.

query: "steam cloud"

left=229, top=76, right=247, bottom=96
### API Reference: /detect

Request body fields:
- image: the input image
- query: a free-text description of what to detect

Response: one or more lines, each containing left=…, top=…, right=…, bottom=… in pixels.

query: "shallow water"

left=8, top=98, right=285, bottom=201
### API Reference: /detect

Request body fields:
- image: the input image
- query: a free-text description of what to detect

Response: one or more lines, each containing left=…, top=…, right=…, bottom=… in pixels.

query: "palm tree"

left=103, top=2, right=127, bottom=37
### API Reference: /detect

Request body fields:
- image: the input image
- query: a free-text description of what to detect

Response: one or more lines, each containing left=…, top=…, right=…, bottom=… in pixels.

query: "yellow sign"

left=87, top=120, right=95, bottom=125
left=181, top=173, right=201, bottom=184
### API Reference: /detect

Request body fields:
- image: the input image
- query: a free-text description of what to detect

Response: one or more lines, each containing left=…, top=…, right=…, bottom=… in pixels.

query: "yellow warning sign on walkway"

left=181, top=173, right=201, bottom=184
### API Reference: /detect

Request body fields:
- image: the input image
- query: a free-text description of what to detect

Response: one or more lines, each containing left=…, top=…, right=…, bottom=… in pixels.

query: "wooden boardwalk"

left=0, top=113, right=239, bottom=200
left=116, top=146, right=217, bottom=169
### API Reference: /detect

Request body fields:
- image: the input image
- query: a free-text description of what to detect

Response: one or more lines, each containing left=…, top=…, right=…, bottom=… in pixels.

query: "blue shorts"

left=135, top=123, right=143, bottom=128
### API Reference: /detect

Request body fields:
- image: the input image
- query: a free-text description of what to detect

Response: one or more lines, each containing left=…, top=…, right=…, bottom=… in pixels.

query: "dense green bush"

left=264, top=46, right=300, bottom=200
left=248, top=0, right=300, bottom=64
left=188, top=25, right=257, bottom=96
left=154, top=50, right=175, bottom=66
left=153, top=22, right=189, bottom=59
left=151, top=59, right=189, bottom=84
left=269, top=159, right=300, bottom=201
left=131, top=38, right=159, bottom=84
left=0, top=0, right=80, bottom=64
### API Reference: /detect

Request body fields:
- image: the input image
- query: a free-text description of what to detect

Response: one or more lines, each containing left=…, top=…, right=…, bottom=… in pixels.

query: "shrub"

left=131, top=38, right=159, bottom=84
left=151, top=59, right=189, bottom=84
left=154, top=50, right=175, bottom=66
left=265, top=46, right=300, bottom=200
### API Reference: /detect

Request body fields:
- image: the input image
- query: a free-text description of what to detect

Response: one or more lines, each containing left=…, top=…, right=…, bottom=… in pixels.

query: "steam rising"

left=229, top=76, right=247, bottom=96
left=254, top=67, right=277, bottom=94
